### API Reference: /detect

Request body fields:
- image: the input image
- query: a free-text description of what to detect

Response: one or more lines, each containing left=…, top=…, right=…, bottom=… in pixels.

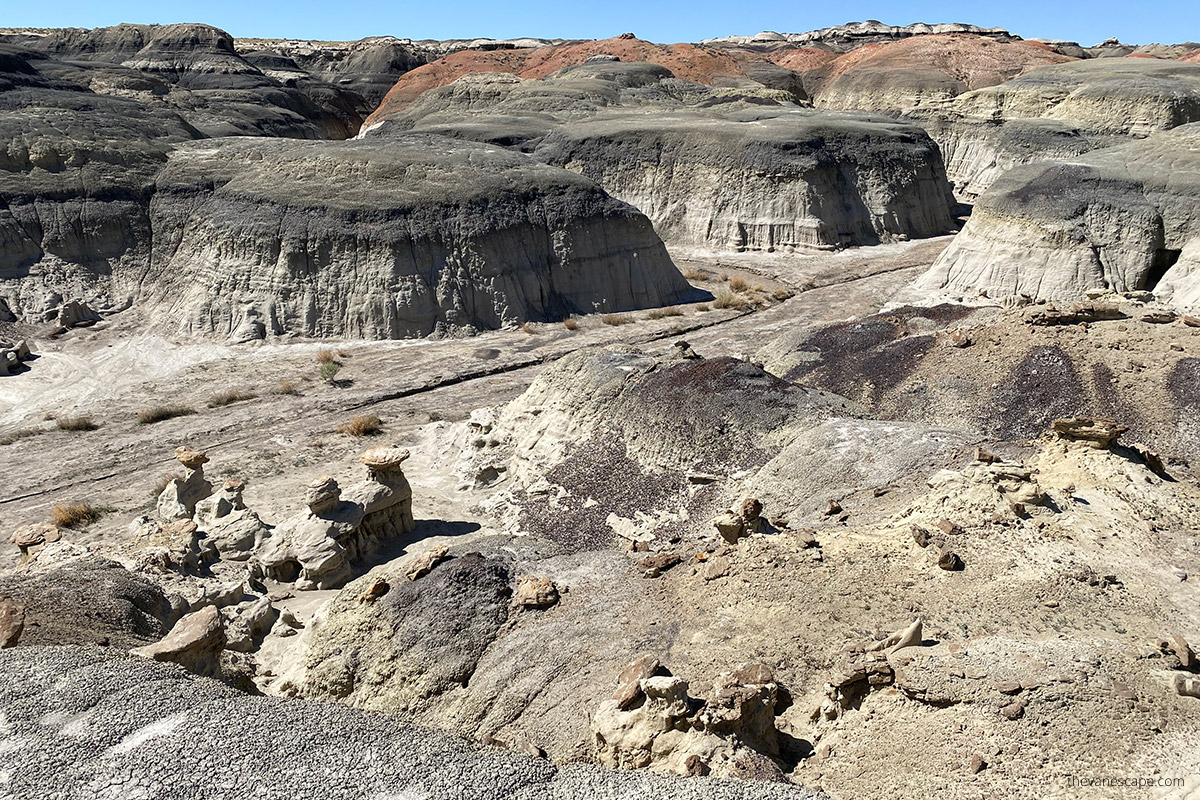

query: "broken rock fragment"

left=513, top=576, right=560, bottom=609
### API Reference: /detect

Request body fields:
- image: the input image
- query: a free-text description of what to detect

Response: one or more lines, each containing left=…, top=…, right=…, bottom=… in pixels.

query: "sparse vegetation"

left=207, top=388, right=257, bottom=408
left=695, top=303, right=711, bottom=312
left=272, top=379, right=301, bottom=396
left=602, top=313, right=634, bottom=326
left=55, top=415, right=98, bottom=431
left=681, top=268, right=706, bottom=281
left=713, top=289, right=751, bottom=310
left=520, top=321, right=538, bottom=334
left=646, top=306, right=684, bottom=320
left=563, top=317, right=579, bottom=331
left=136, top=404, right=196, bottom=425
left=151, top=472, right=184, bottom=498
left=319, top=362, right=342, bottom=383
left=728, top=275, right=749, bottom=292
left=51, top=501, right=102, bottom=529
left=336, top=414, right=382, bottom=437
left=772, top=288, right=793, bottom=301
left=316, top=348, right=341, bottom=365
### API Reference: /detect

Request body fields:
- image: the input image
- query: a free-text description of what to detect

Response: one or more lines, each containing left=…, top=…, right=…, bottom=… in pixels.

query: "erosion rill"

left=2, top=18, right=1200, bottom=800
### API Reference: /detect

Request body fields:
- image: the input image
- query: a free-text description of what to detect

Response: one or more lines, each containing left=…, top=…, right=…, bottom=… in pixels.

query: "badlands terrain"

left=2, top=17, right=1200, bottom=799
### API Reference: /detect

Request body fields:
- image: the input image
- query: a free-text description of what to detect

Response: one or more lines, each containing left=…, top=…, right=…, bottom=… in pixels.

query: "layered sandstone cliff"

left=915, top=122, right=1200, bottom=308
left=536, top=109, right=958, bottom=251
left=141, top=135, right=690, bottom=339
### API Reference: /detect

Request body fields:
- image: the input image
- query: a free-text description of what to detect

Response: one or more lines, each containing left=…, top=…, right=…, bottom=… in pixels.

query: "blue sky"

left=5, top=0, right=1196, bottom=47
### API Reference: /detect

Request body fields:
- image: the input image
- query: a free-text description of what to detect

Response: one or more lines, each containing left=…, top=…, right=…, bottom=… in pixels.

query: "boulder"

left=131, top=605, right=226, bottom=678
left=1051, top=416, right=1128, bottom=448
left=0, top=596, right=24, bottom=648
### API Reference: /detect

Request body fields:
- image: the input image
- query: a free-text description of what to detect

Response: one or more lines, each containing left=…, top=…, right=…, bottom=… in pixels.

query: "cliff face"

left=140, top=136, right=691, bottom=339
left=932, top=59, right=1200, bottom=199
left=536, top=109, right=958, bottom=252
left=914, top=123, right=1200, bottom=309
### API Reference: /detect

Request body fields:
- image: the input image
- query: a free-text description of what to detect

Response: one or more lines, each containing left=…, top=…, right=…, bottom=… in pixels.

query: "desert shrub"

left=319, top=362, right=342, bottom=383
left=563, top=317, right=579, bottom=331
left=207, top=388, right=257, bottom=408
left=336, top=414, right=382, bottom=437
left=772, top=288, right=793, bottom=301
left=272, top=379, right=301, bottom=396
left=55, top=415, right=98, bottom=431
left=695, top=303, right=711, bottom=312
left=713, top=290, right=750, bottom=310
left=51, top=502, right=102, bottom=529
left=646, top=306, right=684, bottom=319
left=728, top=275, right=749, bottom=292
left=602, top=313, right=634, bottom=326
left=316, top=348, right=340, bottom=365
left=681, top=268, right=706, bottom=281
left=137, top=404, right=196, bottom=425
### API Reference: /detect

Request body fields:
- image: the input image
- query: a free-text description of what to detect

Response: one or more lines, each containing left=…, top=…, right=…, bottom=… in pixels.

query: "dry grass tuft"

left=51, top=502, right=102, bottom=529
left=151, top=472, right=184, bottom=498
left=207, top=388, right=257, bottom=408
left=316, top=348, right=341, bottom=365
left=137, top=404, right=196, bottom=425
left=728, top=275, right=749, bottom=292
left=713, top=290, right=751, bottom=310
left=682, top=268, right=706, bottom=281
left=563, top=317, right=579, bottom=331
left=602, top=313, right=634, bottom=326
left=520, top=321, right=538, bottom=334
left=772, top=288, right=793, bottom=301
left=56, top=415, right=98, bottom=432
left=336, top=414, right=382, bottom=437
left=647, top=306, right=684, bottom=319
left=272, top=379, right=301, bottom=396
left=695, top=303, right=711, bottom=312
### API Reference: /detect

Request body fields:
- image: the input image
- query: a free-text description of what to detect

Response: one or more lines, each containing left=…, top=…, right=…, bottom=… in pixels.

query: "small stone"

left=1175, top=674, right=1200, bottom=699
left=0, top=595, right=25, bottom=648
left=1171, top=343, right=1184, bottom=352
left=935, top=519, right=959, bottom=535
left=823, top=500, right=842, bottom=516
left=973, top=446, right=999, bottom=464
left=970, top=754, right=987, bottom=774
left=358, top=577, right=390, bottom=603
left=613, top=655, right=668, bottom=709
left=995, top=680, right=1022, bottom=695
left=513, top=576, right=560, bottom=609
left=1183, top=315, right=1200, bottom=328
left=173, top=446, right=209, bottom=469
left=740, top=497, right=763, bottom=521
left=948, top=329, right=972, bottom=348
left=704, top=555, right=731, bottom=581
left=912, top=527, right=931, bottom=548
left=999, top=698, right=1026, bottom=720
left=405, top=545, right=449, bottom=580
left=937, top=548, right=964, bottom=571
left=1170, top=634, right=1195, bottom=670
left=638, top=552, right=681, bottom=578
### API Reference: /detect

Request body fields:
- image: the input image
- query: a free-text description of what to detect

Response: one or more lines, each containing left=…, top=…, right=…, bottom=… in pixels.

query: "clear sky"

left=4, top=0, right=1196, bottom=47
